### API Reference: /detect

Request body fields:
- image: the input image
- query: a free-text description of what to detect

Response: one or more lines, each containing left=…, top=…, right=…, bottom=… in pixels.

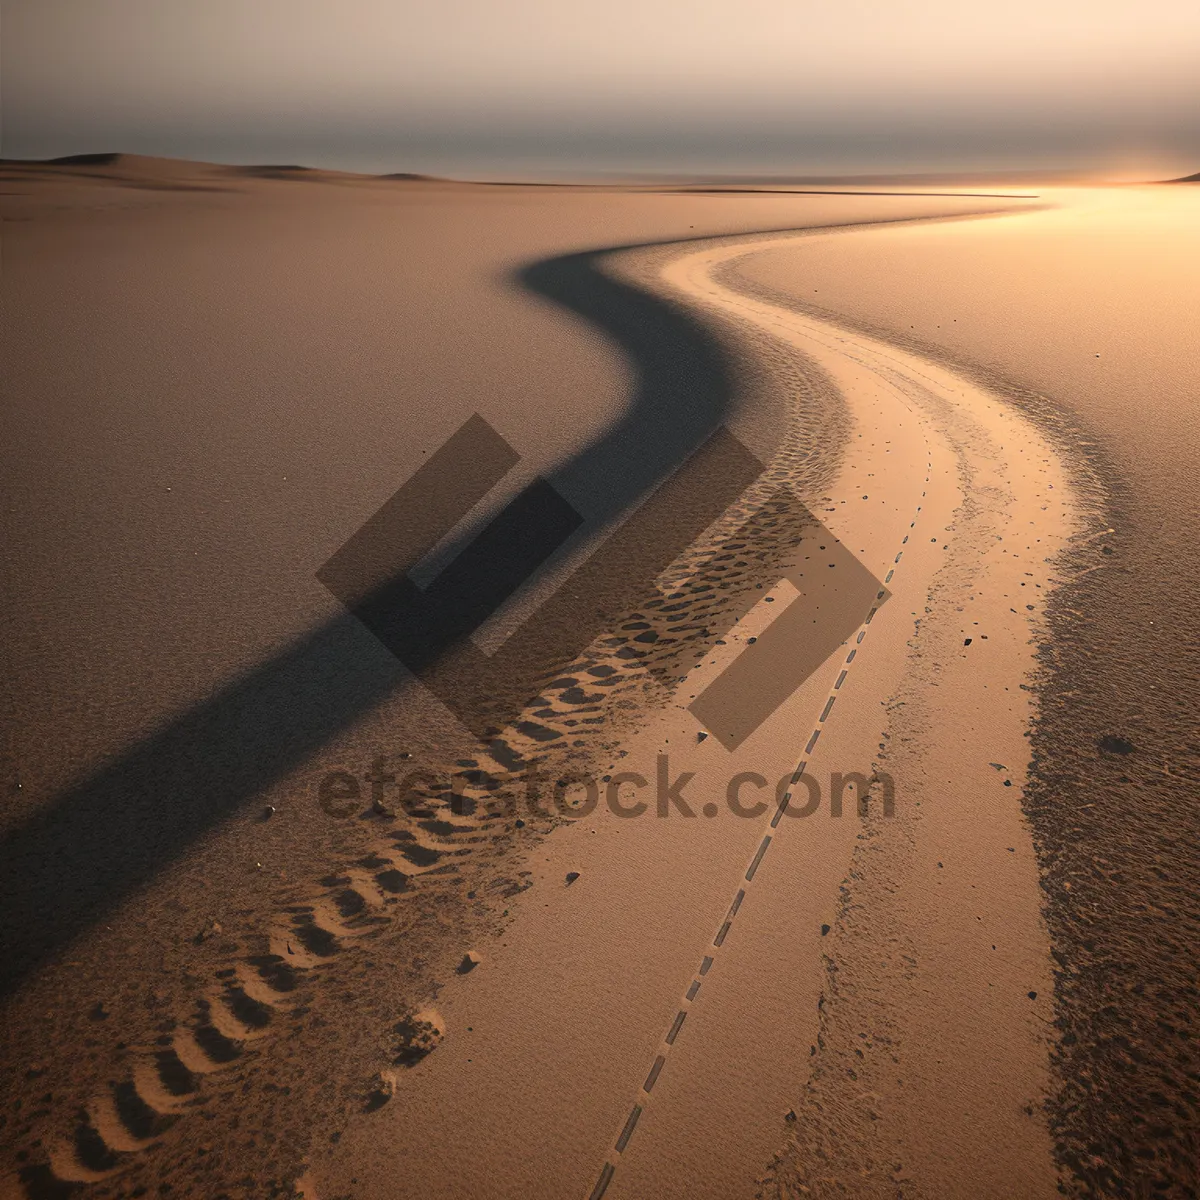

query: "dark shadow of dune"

left=0, top=614, right=406, bottom=996
left=520, top=246, right=733, bottom=521
left=0, top=233, right=743, bottom=997
left=48, top=152, right=125, bottom=167
left=228, top=165, right=318, bottom=179
left=1, top=202, right=1041, bottom=994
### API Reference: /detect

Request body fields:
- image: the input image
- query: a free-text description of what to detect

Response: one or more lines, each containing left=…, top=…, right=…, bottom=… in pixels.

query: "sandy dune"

left=1, top=161, right=1195, bottom=1197
left=727, top=189, right=1200, bottom=1193
left=309, top=227, right=1079, bottom=1200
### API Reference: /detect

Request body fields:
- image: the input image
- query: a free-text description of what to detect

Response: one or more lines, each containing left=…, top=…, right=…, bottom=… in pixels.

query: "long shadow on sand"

left=0, top=235, right=742, bottom=996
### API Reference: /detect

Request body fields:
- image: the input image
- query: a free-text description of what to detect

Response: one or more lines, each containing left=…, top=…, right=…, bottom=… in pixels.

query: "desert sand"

left=1, top=158, right=1196, bottom=1198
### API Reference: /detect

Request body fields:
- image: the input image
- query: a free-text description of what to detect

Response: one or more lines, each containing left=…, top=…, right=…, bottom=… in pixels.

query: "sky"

left=5, top=0, right=1199, bottom=178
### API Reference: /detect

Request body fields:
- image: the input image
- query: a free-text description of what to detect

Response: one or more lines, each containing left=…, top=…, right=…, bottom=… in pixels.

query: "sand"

left=0, top=157, right=1193, bottom=1198
left=726, top=190, right=1200, bottom=1193
left=304, top=226, right=1079, bottom=1200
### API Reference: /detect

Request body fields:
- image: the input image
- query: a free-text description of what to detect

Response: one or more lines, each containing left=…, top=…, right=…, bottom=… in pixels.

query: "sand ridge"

left=307, top=218, right=1081, bottom=1199
left=611, top=231, right=1077, bottom=1199
left=1, top=174, right=1079, bottom=1198
left=722, top=188, right=1200, bottom=1193
left=5, top=194, right=1048, bottom=1198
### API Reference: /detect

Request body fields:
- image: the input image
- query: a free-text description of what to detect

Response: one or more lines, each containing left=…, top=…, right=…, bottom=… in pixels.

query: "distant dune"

left=0, top=151, right=1052, bottom=196
left=0, top=151, right=452, bottom=186
left=5, top=151, right=1192, bottom=190
left=48, top=151, right=125, bottom=166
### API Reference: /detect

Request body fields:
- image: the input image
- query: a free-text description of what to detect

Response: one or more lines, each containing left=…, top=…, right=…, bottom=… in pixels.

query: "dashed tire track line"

left=587, top=505, right=930, bottom=1200
left=586, top=230, right=953, bottom=1198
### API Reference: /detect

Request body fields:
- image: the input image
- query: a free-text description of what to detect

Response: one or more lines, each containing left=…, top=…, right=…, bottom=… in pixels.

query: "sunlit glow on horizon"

left=6, top=0, right=1199, bottom=176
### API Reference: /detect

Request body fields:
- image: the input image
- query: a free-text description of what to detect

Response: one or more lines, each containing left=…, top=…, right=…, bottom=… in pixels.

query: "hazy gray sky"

left=5, top=0, right=1199, bottom=176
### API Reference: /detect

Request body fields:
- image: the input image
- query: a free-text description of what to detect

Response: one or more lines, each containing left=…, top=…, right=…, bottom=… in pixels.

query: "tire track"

left=585, top=268, right=937, bottom=1196
left=585, top=224, right=1071, bottom=1197
left=5, top=326, right=848, bottom=1198
left=5, top=211, right=1036, bottom=1199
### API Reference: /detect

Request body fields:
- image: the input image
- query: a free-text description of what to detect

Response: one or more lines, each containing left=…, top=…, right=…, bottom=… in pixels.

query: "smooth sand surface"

left=1, top=161, right=1193, bottom=1198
